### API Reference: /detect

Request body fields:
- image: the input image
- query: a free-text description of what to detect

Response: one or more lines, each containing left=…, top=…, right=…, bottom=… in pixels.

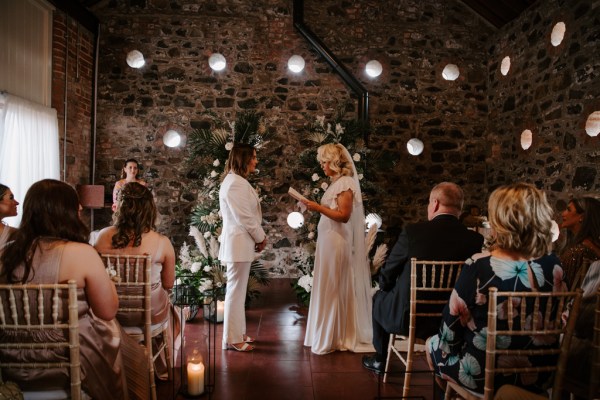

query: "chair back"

left=589, top=286, right=600, bottom=399
left=570, top=258, right=591, bottom=291
left=0, top=280, right=81, bottom=400
left=483, top=287, right=583, bottom=400
left=99, top=253, right=158, bottom=400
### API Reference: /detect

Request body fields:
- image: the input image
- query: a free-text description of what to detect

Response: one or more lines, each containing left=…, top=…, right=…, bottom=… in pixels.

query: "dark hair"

left=0, top=183, right=8, bottom=199
left=224, top=143, right=256, bottom=178
left=111, top=182, right=156, bottom=248
left=120, top=158, right=141, bottom=180
left=0, top=179, right=89, bottom=283
left=570, top=196, right=600, bottom=247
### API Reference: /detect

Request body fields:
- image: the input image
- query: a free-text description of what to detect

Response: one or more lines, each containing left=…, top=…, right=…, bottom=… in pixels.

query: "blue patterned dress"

left=428, top=252, right=567, bottom=394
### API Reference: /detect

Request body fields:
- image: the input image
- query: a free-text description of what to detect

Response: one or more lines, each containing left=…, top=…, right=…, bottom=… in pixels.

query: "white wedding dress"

left=304, top=175, right=375, bottom=355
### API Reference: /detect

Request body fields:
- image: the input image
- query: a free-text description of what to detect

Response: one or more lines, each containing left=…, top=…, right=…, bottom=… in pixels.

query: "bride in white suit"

left=219, top=143, right=267, bottom=352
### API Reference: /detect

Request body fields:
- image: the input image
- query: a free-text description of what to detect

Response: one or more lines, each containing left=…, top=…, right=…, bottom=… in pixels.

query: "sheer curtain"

left=0, top=93, right=60, bottom=227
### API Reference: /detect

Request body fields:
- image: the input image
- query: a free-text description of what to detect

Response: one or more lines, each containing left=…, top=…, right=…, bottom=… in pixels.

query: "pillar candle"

left=187, top=361, right=204, bottom=396
left=216, top=300, right=225, bottom=322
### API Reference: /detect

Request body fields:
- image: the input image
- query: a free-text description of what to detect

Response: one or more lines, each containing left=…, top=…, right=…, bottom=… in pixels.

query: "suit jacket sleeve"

left=378, top=229, right=409, bottom=291
left=223, top=177, right=266, bottom=244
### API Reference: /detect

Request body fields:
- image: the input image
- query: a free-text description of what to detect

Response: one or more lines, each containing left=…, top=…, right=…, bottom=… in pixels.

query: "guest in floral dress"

left=426, top=182, right=567, bottom=395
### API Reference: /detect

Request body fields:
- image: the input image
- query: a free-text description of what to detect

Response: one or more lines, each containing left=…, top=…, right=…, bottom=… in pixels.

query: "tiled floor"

left=157, top=279, right=441, bottom=400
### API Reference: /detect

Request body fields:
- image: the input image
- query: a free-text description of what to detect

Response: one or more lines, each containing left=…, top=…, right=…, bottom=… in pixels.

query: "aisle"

left=157, top=278, right=438, bottom=400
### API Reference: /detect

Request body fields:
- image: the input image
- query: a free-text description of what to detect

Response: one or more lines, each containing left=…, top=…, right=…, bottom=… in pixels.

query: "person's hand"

left=255, top=238, right=267, bottom=252
left=301, top=199, right=320, bottom=213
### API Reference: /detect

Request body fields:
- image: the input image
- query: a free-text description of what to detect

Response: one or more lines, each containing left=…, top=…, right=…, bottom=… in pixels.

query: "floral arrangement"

left=290, top=107, right=394, bottom=305
left=176, top=111, right=273, bottom=313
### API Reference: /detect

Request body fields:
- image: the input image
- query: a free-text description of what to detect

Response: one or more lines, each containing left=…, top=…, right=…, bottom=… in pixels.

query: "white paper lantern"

left=164, top=130, right=181, bottom=147
left=500, top=56, right=511, bottom=76
left=520, top=129, right=533, bottom=150
left=550, top=220, right=560, bottom=243
left=288, top=55, right=305, bottom=73
left=407, top=138, right=424, bottom=156
left=126, top=50, right=145, bottom=68
left=208, top=53, right=226, bottom=71
left=442, top=64, right=460, bottom=81
left=365, top=60, right=383, bottom=77
left=365, top=213, right=382, bottom=230
left=585, top=111, right=600, bottom=137
left=551, top=22, right=566, bottom=47
left=287, top=212, right=304, bottom=229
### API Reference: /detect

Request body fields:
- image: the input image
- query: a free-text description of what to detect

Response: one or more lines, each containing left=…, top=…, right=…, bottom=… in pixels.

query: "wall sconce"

left=442, top=64, right=460, bottom=81
left=585, top=111, right=600, bottom=137
left=288, top=55, right=305, bottom=73
left=126, top=50, right=145, bottom=68
left=287, top=212, right=304, bottom=229
left=208, top=53, right=226, bottom=71
left=365, top=60, right=383, bottom=78
left=407, top=138, right=424, bottom=156
left=520, top=129, right=533, bottom=150
left=163, top=130, right=181, bottom=147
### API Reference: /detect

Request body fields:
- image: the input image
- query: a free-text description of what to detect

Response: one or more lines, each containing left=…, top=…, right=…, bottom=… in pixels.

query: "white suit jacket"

left=218, top=173, right=266, bottom=263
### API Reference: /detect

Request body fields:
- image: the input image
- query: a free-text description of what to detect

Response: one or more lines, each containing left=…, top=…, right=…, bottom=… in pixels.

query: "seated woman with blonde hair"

left=95, top=181, right=181, bottom=380
left=0, top=179, right=149, bottom=399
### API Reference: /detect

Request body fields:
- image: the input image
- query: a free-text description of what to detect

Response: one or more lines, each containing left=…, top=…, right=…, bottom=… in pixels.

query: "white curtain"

left=0, top=92, right=60, bottom=227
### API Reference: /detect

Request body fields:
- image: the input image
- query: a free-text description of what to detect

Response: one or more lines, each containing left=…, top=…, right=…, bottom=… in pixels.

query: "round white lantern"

left=585, top=111, right=600, bottom=137
left=126, top=50, right=145, bottom=69
left=550, top=220, right=560, bottom=243
left=365, top=60, right=383, bottom=78
left=407, top=138, right=424, bottom=156
left=287, top=212, right=305, bottom=229
left=288, top=55, right=305, bottom=73
left=442, top=64, right=460, bottom=81
left=208, top=53, right=226, bottom=71
left=164, top=130, right=181, bottom=147
left=365, top=213, right=382, bottom=230
left=520, top=129, right=533, bottom=150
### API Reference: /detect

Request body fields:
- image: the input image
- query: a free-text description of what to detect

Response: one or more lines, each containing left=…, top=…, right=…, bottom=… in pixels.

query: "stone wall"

left=81, top=0, right=599, bottom=276
left=485, top=0, right=600, bottom=213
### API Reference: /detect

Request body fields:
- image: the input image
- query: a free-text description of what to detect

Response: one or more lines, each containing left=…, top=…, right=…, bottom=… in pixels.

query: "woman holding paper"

left=219, top=143, right=266, bottom=352
left=301, top=143, right=374, bottom=355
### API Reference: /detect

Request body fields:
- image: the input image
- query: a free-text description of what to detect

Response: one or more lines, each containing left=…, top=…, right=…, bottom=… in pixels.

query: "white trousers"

left=222, top=261, right=251, bottom=348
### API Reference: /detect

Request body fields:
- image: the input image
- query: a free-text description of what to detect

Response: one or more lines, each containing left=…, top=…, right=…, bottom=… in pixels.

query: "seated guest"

left=362, top=182, right=483, bottom=374
left=112, top=158, right=147, bottom=212
left=426, top=182, right=566, bottom=395
left=95, top=181, right=181, bottom=380
left=0, top=179, right=149, bottom=400
left=557, top=196, right=600, bottom=287
left=0, top=183, right=19, bottom=248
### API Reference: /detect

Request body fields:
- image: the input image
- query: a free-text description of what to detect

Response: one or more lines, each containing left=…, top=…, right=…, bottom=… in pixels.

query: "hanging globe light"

left=442, top=64, right=460, bottom=81
left=287, top=55, right=305, bottom=73
left=365, top=213, right=383, bottom=230
left=163, top=130, right=181, bottom=147
left=208, top=53, right=226, bottom=71
left=407, top=138, right=424, bottom=156
left=287, top=212, right=305, bottom=229
left=126, top=50, right=145, bottom=68
left=365, top=60, right=383, bottom=77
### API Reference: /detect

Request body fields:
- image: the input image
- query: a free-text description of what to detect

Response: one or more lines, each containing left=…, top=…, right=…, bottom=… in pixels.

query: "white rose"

left=204, top=232, right=211, bottom=239
left=308, top=232, right=315, bottom=239
left=213, top=159, right=220, bottom=167
left=321, top=182, right=329, bottom=191
left=298, top=275, right=313, bottom=293
left=203, top=266, right=212, bottom=272
left=191, top=262, right=202, bottom=273
left=311, top=173, right=320, bottom=182
left=358, top=174, right=363, bottom=180
left=225, top=142, right=233, bottom=151
left=210, top=170, right=218, bottom=178
left=353, top=153, right=361, bottom=162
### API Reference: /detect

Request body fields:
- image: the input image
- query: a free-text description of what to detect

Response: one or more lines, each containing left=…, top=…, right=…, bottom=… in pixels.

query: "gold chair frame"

left=0, top=280, right=81, bottom=400
left=383, top=258, right=465, bottom=398
left=445, top=287, right=583, bottom=400
left=100, top=254, right=172, bottom=400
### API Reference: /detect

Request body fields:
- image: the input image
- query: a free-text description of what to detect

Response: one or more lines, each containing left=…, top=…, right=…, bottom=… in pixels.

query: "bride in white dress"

left=301, top=143, right=374, bottom=355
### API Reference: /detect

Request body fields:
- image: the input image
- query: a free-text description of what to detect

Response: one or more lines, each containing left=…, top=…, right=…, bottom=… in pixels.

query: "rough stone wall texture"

left=485, top=0, right=600, bottom=214
left=52, top=12, right=95, bottom=188
left=82, top=0, right=599, bottom=276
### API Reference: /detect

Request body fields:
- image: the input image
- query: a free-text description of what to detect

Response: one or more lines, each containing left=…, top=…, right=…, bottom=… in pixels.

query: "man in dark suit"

left=362, top=182, right=484, bottom=374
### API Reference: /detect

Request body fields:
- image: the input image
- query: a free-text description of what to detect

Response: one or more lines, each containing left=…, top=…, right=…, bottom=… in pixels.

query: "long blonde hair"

left=488, top=182, right=554, bottom=259
left=316, top=143, right=354, bottom=177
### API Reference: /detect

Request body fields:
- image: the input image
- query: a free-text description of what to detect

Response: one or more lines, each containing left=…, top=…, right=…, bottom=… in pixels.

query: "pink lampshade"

left=77, top=185, right=105, bottom=209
